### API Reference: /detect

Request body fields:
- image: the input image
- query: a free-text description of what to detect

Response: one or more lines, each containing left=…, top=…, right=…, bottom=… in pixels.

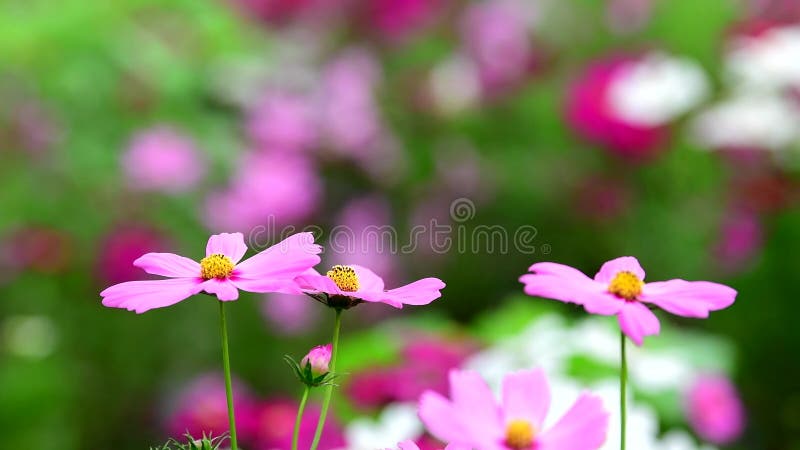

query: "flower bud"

left=301, top=344, right=332, bottom=377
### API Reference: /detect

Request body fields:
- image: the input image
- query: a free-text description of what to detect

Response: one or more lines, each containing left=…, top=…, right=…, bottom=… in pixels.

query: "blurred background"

left=1, top=0, right=799, bottom=448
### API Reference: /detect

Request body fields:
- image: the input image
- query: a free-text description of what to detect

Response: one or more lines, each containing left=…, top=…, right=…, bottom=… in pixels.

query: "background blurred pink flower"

left=565, top=56, right=668, bottom=160
left=260, top=292, right=320, bottom=336
left=253, top=399, right=346, bottom=450
left=363, top=0, right=445, bottom=42
left=165, top=374, right=259, bottom=444
left=461, top=0, right=533, bottom=93
left=1, top=226, right=72, bottom=276
left=203, top=152, right=321, bottom=232
left=686, top=374, right=746, bottom=445
left=713, top=209, right=763, bottom=274
left=97, top=225, right=168, bottom=284
left=246, top=91, right=318, bottom=152
left=122, top=126, right=206, bottom=194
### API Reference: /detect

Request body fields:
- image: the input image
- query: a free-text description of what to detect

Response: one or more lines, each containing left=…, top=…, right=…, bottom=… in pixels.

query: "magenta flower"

left=302, top=344, right=332, bottom=377
left=686, top=374, right=746, bottom=445
left=122, top=126, right=206, bottom=193
left=419, top=369, right=609, bottom=450
left=519, top=256, right=737, bottom=345
left=101, top=232, right=321, bottom=313
left=97, top=225, right=168, bottom=284
left=253, top=399, right=346, bottom=450
left=296, top=264, right=445, bottom=309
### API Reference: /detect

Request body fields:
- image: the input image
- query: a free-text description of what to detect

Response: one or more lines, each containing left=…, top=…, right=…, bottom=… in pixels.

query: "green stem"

left=309, top=309, right=342, bottom=450
left=292, top=386, right=310, bottom=450
left=219, top=301, right=238, bottom=450
left=620, top=331, right=627, bottom=450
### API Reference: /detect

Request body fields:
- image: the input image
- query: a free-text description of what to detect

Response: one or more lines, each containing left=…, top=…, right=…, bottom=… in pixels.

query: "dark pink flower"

left=419, top=369, right=609, bottom=450
left=97, top=225, right=169, bottom=284
left=565, top=56, right=668, bottom=160
left=122, top=126, right=206, bottom=193
left=1, top=226, right=72, bottom=276
left=165, top=374, right=259, bottom=443
left=364, top=0, right=444, bottom=42
left=520, top=256, right=737, bottom=345
left=296, top=264, right=445, bottom=309
left=101, top=232, right=321, bottom=313
left=713, top=209, right=763, bottom=273
left=686, top=374, right=746, bottom=445
left=253, top=399, right=346, bottom=450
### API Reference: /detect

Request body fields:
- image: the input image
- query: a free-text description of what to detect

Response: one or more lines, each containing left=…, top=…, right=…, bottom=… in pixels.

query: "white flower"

left=608, top=52, right=709, bottom=126
left=726, top=25, right=800, bottom=92
left=345, top=403, right=422, bottom=450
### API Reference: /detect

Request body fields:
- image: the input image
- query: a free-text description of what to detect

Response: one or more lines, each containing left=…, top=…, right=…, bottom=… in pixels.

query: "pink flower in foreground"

left=390, top=439, right=466, bottom=450
left=519, top=256, right=737, bottom=345
left=101, top=232, right=321, bottom=313
left=686, top=374, right=746, bottom=445
left=122, top=126, right=206, bottom=193
left=296, top=264, right=445, bottom=309
left=419, top=369, right=609, bottom=450
left=302, top=344, right=332, bottom=376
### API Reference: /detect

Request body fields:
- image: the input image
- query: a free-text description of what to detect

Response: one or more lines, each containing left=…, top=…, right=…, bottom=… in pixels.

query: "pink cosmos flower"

left=245, top=91, right=318, bottom=152
left=296, top=264, right=445, bottom=309
left=419, top=369, right=609, bottom=450
left=101, top=232, right=321, bottom=313
left=686, top=374, right=746, bottom=445
left=122, top=126, right=206, bottom=193
left=519, top=256, right=737, bottom=345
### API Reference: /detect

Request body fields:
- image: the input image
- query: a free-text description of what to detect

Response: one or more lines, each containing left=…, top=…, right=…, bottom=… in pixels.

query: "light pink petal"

left=235, top=232, right=322, bottom=281
left=201, top=279, right=240, bottom=301
left=448, top=370, right=504, bottom=447
left=231, top=277, right=303, bottom=295
left=593, top=256, right=645, bottom=283
left=538, top=393, right=609, bottom=450
left=351, top=264, right=385, bottom=292
left=418, top=391, right=471, bottom=446
left=502, top=369, right=550, bottom=428
left=381, top=278, right=445, bottom=306
left=133, top=252, right=200, bottom=278
left=520, top=263, right=609, bottom=307
left=617, top=301, right=660, bottom=346
left=206, top=232, right=248, bottom=263
left=295, top=268, right=342, bottom=296
left=397, top=440, right=420, bottom=450
left=641, top=280, right=736, bottom=318
left=581, top=293, right=625, bottom=316
left=101, top=278, right=202, bottom=313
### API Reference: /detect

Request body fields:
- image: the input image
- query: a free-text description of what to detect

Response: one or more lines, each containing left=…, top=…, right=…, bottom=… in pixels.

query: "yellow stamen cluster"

left=200, top=254, right=234, bottom=280
left=608, top=270, right=643, bottom=301
left=505, top=420, right=535, bottom=450
left=326, top=265, right=360, bottom=292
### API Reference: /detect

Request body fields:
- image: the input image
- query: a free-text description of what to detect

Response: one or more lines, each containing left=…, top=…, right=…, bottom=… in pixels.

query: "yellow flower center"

left=326, top=265, right=360, bottom=292
left=608, top=270, right=643, bottom=301
left=505, top=419, right=535, bottom=450
left=199, top=254, right=234, bottom=280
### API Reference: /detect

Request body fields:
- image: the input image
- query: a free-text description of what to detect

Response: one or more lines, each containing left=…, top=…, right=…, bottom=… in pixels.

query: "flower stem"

left=620, top=331, right=627, bottom=450
left=292, top=386, right=310, bottom=450
left=309, top=308, right=342, bottom=450
left=219, top=301, right=238, bottom=450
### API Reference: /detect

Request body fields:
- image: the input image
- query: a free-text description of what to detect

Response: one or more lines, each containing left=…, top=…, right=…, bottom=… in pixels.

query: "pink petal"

left=351, top=264, right=385, bottom=292
left=418, top=391, right=471, bottom=446
left=133, top=252, right=200, bottom=278
left=201, top=279, right=240, bottom=301
left=381, top=278, right=445, bottom=306
left=235, top=232, right=322, bottom=281
left=231, top=277, right=303, bottom=295
left=520, top=263, right=608, bottom=306
left=617, top=301, right=660, bottom=346
left=538, top=393, right=609, bottom=450
left=593, top=256, right=645, bottom=283
left=501, top=369, right=550, bottom=428
left=101, top=278, right=201, bottom=313
left=295, top=268, right=342, bottom=295
left=581, top=293, right=625, bottom=316
left=448, top=370, right=504, bottom=447
left=206, top=232, right=248, bottom=263
left=641, top=280, right=736, bottom=318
